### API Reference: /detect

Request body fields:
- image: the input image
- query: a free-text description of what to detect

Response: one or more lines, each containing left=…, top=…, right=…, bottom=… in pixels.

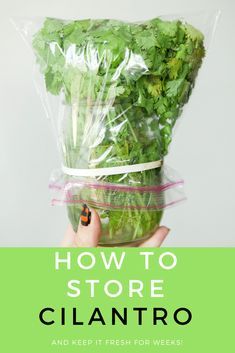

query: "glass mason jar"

left=68, top=204, right=163, bottom=246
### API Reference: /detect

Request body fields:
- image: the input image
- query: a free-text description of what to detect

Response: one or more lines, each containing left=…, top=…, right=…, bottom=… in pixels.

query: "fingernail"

left=80, top=204, right=91, bottom=226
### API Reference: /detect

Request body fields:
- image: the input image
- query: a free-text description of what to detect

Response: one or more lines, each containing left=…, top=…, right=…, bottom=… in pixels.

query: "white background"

left=0, top=0, right=234, bottom=246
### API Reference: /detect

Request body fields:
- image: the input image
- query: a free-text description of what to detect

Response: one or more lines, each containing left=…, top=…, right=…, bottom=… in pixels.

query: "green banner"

left=0, top=248, right=234, bottom=352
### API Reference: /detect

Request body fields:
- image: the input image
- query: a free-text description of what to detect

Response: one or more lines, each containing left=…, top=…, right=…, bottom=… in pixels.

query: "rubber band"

left=62, top=160, right=162, bottom=177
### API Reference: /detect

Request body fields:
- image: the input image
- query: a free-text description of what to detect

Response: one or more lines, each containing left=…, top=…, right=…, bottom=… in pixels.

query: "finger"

left=61, top=224, right=77, bottom=247
left=76, top=205, right=102, bottom=247
left=139, top=226, right=170, bottom=247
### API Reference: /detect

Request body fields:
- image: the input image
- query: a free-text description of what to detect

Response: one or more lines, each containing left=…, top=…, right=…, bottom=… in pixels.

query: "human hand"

left=61, top=206, right=170, bottom=247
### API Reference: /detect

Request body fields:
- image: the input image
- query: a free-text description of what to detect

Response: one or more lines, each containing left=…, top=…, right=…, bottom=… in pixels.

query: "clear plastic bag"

left=13, top=12, right=219, bottom=245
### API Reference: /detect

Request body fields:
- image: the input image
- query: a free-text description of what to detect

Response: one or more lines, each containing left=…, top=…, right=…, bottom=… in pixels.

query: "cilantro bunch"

left=33, top=17, right=205, bottom=244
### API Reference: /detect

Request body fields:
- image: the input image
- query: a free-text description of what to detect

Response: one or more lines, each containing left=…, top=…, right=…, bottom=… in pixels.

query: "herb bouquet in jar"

left=32, top=17, right=205, bottom=245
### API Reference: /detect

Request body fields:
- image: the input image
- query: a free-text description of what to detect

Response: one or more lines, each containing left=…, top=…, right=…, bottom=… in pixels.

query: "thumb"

left=75, top=204, right=102, bottom=247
